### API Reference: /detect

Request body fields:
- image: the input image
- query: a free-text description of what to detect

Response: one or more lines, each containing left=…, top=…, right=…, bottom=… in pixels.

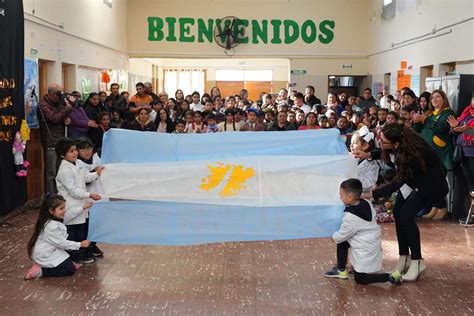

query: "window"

left=216, top=69, right=273, bottom=82
left=382, top=0, right=395, bottom=20
left=164, top=69, right=205, bottom=96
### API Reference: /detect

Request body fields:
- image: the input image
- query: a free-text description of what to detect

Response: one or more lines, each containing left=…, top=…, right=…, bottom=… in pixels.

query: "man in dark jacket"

left=107, top=83, right=127, bottom=117
left=38, top=83, right=73, bottom=194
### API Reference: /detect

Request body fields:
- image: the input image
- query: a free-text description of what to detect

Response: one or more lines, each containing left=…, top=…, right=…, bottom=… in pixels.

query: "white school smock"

left=32, top=220, right=81, bottom=268
left=76, top=154, right=107, bottom=200
left=332, top=203, right=383, bottom=273
left=56, top=160, right=98, bottom=225
left=356, top=159, right=379, bottom=193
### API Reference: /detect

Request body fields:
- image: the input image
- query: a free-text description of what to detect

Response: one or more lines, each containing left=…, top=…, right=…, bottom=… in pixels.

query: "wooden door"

left=216, top=81, right=244, bottom=99
left=244, top=81, right=272, bottom=102
left=27, top=60, right=48, bottom=200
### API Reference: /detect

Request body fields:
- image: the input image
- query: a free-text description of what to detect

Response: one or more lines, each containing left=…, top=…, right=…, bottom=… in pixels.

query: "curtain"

left=0, top=1, right=26, bottom=215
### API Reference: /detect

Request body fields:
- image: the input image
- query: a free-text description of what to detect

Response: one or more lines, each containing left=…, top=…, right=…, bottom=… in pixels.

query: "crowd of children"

left=26, top=82, right=473, bottom=285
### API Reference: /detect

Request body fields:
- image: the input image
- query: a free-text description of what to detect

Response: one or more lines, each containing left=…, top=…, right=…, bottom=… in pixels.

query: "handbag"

left=453, top=145, right=463, bottom=163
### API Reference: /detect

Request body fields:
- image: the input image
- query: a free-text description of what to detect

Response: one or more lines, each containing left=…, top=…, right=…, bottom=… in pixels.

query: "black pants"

left=393, top=191, right=428, bottom=260
left=66, top=223, right=89, bottom=261
left=84, top=218, right=97, bottom=248
left=336, top=242, right=389, bottom=284
left=462, top=156, right=474, bottom=192
left=42, top=258, right=76, bottom=277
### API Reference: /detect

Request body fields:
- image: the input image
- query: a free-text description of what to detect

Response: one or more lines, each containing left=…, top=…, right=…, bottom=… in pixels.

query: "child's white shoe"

left=402, top=259, right=426, bottom=281
left=392, top=255, right=411, bottom=274
left=24, top=263, right=42, bottom=280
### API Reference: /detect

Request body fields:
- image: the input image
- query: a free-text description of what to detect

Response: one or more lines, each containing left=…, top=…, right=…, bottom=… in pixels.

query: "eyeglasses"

left=380, top=140, right=393, bottom=145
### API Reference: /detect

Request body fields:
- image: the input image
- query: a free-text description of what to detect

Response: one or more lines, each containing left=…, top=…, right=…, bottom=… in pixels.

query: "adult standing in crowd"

left=358, top=88, right=377, bottom=113
left=38, top=83, right=73, bottom=194
left=412, top=89, right=455, bottom=220
left=360, top=123, right=448, bottom=281
left=144, top=82, right=159, bottom=105
left=129, top=82, right=153, bottom=114
left=447, top=94, right=474, bottom=224
left=304, top=85, right=322, bottom=106
left=107, top=83, right=127, bottom=117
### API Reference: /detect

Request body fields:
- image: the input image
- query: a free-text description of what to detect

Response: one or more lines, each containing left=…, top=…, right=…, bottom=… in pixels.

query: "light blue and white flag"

left=88, top=129, right=356, bottom=245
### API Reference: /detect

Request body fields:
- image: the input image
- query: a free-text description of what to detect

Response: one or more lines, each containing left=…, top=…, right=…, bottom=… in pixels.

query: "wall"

left=23, top=0, right=130, bottom=90
left=367, top=0, right=474, bottom=94
left=128, top=0, right=371, bottom=96
left=127, top=0, right=369, bottom=58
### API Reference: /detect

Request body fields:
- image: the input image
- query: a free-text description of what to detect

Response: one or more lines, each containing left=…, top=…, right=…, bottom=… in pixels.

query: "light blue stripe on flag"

left=101, top=128, right=348, bottom=164
left=88, top=201, right=344, bottom=246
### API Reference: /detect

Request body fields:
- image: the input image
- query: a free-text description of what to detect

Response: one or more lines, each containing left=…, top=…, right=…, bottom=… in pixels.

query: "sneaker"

left=76, top=254, right=95, bottom=264
left=459, top=217, right=473, bottom=226
left=388, top=271, right=402, bottom=285
left=89, top=244, right=104, bottom=257
left=324, top=267, right=349, bottom=279
left=24, top=264, right=42, bottom=280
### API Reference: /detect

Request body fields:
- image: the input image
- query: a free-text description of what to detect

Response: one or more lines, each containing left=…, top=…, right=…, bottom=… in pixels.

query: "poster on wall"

left=77, top=66, right=101, bottom=100
left=82, top=78, right=91, bottom=100
left=24, top=58, right=39, bottom=129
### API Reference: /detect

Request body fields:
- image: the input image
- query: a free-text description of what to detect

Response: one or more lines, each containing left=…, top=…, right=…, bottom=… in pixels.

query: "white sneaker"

left=392, top=255, right=411, bottom=274
left=402, top=259, right=426, bottom=281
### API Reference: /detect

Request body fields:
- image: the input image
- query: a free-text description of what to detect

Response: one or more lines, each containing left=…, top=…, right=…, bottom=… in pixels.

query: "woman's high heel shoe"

left=432, top=208, right=447, bottom=220
left=422, top=207, right=438, bottom=220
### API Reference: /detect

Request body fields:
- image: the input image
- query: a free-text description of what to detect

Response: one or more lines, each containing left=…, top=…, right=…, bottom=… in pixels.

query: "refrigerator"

left=425, top=74, right=474, bottom=116
left=425, top=74, right=474, bottom=219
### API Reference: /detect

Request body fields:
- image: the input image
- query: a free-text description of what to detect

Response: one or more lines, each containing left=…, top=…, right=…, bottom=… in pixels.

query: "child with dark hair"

left=350, top=127, right=379, bottom=193
left=173, top=119, right=186, bottom=134
left=88, top=111, right=111, bottom=155
left=218, top=108, right=239, bottom=132
left=55, top=138, right=103, bottom=264
left=185, top=111, right=206, bottom=133
left=24, top=194, right=90, bottom=280
left=324, top=178, right=401, bottom=285
left=75, top=137, right=107, bottom=258
left=206, top=114, right=219, bottom=133
left=110, top=109, right=123, bottom=128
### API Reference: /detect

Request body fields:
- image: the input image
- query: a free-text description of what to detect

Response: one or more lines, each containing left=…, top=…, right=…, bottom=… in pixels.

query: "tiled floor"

left=1, top=209, right=473, bottom=315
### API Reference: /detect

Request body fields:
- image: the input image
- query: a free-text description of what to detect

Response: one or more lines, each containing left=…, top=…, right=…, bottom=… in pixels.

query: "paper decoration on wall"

left=397, top=69, right=411, bottom=91
left=24, top=58, right=39, bottom=129
left=82, top=78, right=91, bottom=101
left=101, top=71, right=111, bottom=84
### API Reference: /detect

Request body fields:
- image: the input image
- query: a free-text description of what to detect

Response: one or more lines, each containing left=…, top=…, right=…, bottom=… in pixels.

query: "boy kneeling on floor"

left=324, top=178, right=401, bottom=285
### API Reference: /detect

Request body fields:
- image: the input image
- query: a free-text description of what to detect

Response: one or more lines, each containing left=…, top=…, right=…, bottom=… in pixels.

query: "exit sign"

left=291, top=69, right=307, bottom=76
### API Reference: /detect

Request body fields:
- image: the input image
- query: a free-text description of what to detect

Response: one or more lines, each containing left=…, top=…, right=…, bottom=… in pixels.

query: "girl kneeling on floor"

left=24, top=195, right=91, bottom=280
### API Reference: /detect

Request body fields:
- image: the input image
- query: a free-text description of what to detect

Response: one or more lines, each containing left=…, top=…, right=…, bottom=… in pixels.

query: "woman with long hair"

left=413, top=89, right=455, bottom=220
left=360, top=123, right=448, bottom=281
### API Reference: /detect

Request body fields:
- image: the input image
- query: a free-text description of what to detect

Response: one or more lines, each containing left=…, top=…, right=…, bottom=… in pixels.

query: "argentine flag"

left=88, top=129, right=356, bottom=246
